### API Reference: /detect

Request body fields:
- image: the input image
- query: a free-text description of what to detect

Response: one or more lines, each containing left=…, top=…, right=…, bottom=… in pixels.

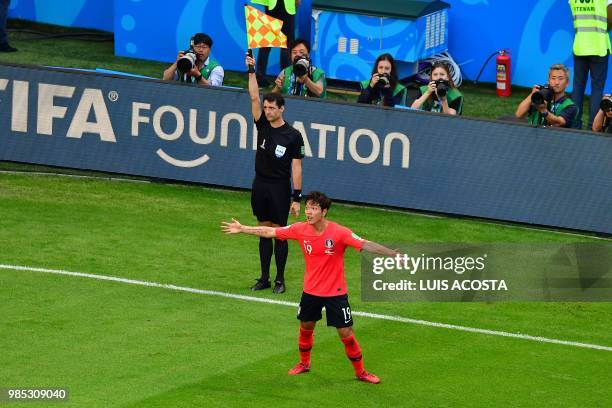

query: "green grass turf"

left=0, top=21, right=591, bottom=125
left=1, top=173, right=611, bottom=407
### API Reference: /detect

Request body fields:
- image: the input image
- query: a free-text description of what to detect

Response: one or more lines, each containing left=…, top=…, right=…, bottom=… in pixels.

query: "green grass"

left=0, top=20, right=590, bottom=124
left=1, top=173, right=611, bottom=407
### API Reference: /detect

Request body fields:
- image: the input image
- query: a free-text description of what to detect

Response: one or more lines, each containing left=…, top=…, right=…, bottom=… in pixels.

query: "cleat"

left=356, top=371, right=380, bottom=384
left=273, top=281, right=286, bottom=294
left=251, top=279, right=271, bottom=291
left=288, top=362, right=310, bottom=375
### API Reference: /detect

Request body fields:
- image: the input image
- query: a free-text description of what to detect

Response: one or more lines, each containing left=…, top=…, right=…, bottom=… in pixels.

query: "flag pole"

left=245, top=4, right=256, bottom=73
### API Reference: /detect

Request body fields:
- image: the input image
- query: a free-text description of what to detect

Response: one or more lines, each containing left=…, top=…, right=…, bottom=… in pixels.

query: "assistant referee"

left=245, top=52, right=305, bottom=294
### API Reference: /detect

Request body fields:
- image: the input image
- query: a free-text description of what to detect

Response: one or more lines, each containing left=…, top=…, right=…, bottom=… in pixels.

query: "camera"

left=376, top=73, right=390, bottom=87
left=177, top=49, right=197, bottom=73
left=293, top=56, right=311, bottom=77
left=600, top=96, right=612, bottom=113
left=434, top=79, right=449, bottom=97
left=531, top=85, right=553, bottom=106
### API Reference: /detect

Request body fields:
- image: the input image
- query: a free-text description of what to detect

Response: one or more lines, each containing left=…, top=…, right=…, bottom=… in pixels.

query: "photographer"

left=515, top=64, right=577, bottom=128
left=410, top=61, right=463, bottom=115
left=592, top=94, right=612, bottom=134
left=357, top=53, right=407, bottom=107
left=271, top=39, right=326, bottom=98
left=162, top=33, right=224, bottom=86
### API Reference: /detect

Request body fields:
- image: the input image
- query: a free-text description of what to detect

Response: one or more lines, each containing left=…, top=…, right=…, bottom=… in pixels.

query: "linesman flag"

left=244, top=5, right=287, bottom=49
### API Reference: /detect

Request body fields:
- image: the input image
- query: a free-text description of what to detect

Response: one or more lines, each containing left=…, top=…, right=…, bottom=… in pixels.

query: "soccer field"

left=1, top=172, right=611, bottom=407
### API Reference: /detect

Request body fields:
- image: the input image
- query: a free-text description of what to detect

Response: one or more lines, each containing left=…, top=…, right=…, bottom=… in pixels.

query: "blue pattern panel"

left=8, top=0, right=112, bottom=32
left=1, top=63, right=611, bottom=234
left=311, top=9, right=448, bottom=81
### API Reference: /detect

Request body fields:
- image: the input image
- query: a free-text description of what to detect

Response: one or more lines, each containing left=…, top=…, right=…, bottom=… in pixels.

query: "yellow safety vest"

left=570, top=0, right=611, bottom=56
left=267, top=0, right=296, bottom=15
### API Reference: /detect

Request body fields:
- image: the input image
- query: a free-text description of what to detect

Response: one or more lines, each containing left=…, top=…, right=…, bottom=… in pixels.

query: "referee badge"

left=275, top=145, right=286, bottom=158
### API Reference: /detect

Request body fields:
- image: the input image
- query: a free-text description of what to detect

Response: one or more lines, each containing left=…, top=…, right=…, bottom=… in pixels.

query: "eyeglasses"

left=193, top=44, right=210, bottom=50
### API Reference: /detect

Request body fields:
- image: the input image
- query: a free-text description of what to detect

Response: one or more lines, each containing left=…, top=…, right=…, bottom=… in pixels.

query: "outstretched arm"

left=221, top=218, right=277, bottom=238
left=362, top=240, right=400, bottom=257
left=246, top=53, right=262, bottom=121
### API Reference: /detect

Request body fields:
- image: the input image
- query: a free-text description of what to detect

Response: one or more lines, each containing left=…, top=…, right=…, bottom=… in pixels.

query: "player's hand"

left=536, top=103, right=547, bottom=113
left=530, top=85, right=541, bottom=95
left=290, top=201, right=300, bottom=217
left=221, top=218, right=243, bottom=234
left=176, top=51, right=185, bottom=62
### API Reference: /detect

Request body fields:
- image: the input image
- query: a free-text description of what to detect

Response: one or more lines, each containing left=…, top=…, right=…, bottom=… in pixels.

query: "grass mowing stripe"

left=2, top=169, right=608, bottom=241
left=2, top=263, right=611, bottom=353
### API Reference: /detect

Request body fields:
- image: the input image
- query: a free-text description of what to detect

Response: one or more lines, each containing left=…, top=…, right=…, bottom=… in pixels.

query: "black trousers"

left=571, top=54, right=609, bottom=129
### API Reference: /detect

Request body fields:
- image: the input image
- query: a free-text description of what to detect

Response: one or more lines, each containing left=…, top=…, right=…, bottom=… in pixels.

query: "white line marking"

left=2, top=264, right=611, bottom=352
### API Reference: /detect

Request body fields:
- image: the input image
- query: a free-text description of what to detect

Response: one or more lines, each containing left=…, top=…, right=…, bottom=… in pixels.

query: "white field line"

left=1, top=264, right=611, bottom=352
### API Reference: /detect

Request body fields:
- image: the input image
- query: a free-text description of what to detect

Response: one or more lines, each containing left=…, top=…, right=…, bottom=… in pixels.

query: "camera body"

left=293, top=56, right=311, bottom=78
left=600, top=96, right=612, bottom=113
left=531, top=85, right=553, bottom=106
left=434, top=79, right=450, bottom=97
left=177, top=49, right=198, bottom=73
left=376, top=73, right=390, bottom=88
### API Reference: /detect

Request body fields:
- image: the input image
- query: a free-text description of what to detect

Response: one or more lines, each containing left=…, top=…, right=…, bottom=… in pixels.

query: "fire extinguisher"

left=496, top=50, right=511, bottom=97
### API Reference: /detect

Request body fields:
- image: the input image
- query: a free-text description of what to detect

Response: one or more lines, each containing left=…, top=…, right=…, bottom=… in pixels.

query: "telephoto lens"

left=531, top=85, right=552, bottom=106
left=435, top=79, right=449, bottom=97
left=293, top=57, right=310, bottom=77
left=600, top=98, right=612, bottom=113
left=376, top=73, right=390, bottom=87
left=177, top=52, right=197, bottom=73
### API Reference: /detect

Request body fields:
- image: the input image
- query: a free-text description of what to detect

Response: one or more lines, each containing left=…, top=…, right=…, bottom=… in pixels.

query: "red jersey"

left=275, top=221, right=365, bottom=297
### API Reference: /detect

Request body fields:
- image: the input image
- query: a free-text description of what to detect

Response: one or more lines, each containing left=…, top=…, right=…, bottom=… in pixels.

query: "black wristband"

left=292, top=189, right=302, bottom=202
left=195, top=74, right=203, bottom=82
left=541, top=110, right=549, bottom=117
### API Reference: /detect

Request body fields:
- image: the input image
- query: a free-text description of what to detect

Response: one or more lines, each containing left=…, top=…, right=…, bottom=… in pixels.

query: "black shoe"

left=273, top=281, right=286, bottom=294
left=251, top=279, right=271, bottom=291
left=0, top=43, right=17, bottom=53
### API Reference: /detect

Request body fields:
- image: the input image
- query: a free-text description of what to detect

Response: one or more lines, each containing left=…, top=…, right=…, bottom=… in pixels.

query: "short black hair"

left=192, top=33, right=213, bottom=47
left=289, top=38, right=310, bottom=53
left=304, top=191, right=332, bottom=211
left=263, top=92, right=285, bottom=108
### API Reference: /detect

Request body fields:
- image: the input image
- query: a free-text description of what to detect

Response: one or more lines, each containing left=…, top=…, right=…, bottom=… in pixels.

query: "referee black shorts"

left=251, top=177, right=291, bottom=226
left=297, top=292, right=354, bottom=328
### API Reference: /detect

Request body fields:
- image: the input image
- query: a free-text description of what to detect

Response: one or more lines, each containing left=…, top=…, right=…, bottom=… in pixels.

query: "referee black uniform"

left=251, top=112, right=304, bottom=291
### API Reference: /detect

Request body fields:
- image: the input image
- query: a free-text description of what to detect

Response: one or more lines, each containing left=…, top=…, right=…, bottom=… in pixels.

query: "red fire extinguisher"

left=496, top=50, right=511, bottom=97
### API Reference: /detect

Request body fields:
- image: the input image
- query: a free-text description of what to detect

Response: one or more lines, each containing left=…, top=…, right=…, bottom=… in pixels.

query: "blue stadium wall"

left=1, top=63, right=611, bottom=234
left=8, top=0, right=611, bottom=94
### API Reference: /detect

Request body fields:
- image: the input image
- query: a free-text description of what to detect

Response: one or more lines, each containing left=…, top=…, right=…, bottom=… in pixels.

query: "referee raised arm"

left=245, top=51, right=305, bottom=294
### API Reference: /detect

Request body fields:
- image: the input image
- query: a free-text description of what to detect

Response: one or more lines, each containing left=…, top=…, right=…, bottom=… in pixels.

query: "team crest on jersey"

left=275, top=145, right=286, bottom=158
left=324, top=239, right=335, bottom=255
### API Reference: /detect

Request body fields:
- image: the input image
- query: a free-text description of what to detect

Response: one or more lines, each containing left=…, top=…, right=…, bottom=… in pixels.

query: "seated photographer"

left=357, top=53, right=407, bottom=107
left=271, top=39, right=326, bottom=98
left=592, top=94, right=612, bottom=134
left=410, top=61, right=463, bottom=115
left=162, top=33, right=224, bottom=86
left=515, top=64, right=577, bottom=128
